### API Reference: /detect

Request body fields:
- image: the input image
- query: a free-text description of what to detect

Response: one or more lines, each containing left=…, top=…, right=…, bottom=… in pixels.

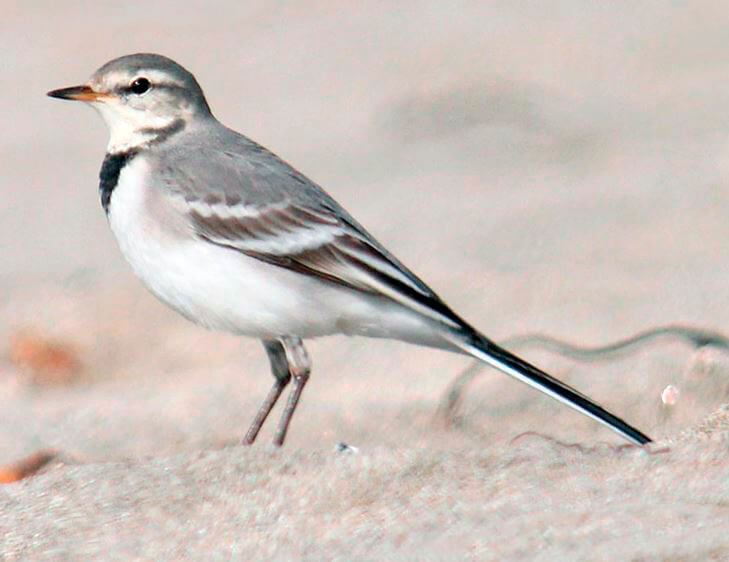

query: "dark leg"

left=272, top=337, right=311, bottom=447
left=242, top=340, right=292, bottom=445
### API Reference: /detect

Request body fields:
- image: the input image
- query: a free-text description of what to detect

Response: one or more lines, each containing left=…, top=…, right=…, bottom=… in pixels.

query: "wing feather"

left=185, top=199, right=465, bottom=329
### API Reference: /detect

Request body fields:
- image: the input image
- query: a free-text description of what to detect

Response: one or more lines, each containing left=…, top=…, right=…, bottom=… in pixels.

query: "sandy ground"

left=3, top=2, right=729, bottom=559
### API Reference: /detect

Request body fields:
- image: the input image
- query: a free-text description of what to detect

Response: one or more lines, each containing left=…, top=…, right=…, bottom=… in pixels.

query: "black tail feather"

left=452, top=330, right=652, bottom=445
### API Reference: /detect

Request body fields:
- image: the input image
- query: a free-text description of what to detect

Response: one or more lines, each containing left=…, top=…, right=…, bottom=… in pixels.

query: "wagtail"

left=48, top=53, right=651, bottom=446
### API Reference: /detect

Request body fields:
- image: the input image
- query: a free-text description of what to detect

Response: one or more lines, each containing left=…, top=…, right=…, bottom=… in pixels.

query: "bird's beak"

left=46, top=84, right=109, bottom=102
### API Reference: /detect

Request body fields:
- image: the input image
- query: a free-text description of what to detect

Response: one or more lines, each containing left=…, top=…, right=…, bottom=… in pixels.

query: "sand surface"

left=2, top=2, right=729, bottom=559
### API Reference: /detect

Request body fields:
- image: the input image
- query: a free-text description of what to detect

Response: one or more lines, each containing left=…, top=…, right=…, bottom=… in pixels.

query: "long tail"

left=444, top=329, right=652, bottom=445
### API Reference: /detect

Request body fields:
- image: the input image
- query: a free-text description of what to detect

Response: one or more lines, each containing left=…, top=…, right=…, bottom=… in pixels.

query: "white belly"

left=106, top=157, right=443, bottom=345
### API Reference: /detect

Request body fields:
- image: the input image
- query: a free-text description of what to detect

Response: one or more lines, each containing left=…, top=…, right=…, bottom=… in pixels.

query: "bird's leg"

left=242, top=339, right=292, bottom=445
left=272, top=337, right=311, bottom=447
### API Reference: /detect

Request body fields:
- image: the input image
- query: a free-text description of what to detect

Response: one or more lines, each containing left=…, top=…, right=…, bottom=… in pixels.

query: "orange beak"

left=47, top=85, right=109, bottom=102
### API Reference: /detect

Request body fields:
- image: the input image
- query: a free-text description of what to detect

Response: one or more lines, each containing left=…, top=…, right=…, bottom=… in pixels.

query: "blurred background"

left=3, top=1, right=729, bottom=461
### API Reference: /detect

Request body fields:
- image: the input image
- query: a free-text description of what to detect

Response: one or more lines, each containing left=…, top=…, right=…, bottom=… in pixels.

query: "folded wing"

left=185, top=197, right=466, bottom=330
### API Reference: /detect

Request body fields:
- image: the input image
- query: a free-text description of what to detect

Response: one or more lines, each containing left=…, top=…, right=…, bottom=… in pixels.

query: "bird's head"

left=48, top=53, right=212, bottom=152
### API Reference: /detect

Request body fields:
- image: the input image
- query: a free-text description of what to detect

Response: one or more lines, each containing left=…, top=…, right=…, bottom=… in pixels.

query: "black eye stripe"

left=118, top=80, right=185, bottom=95
left=152, top=82, right=186, bottom=92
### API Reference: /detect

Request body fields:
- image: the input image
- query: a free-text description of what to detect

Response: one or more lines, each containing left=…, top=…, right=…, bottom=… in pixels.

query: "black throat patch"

left=99, top=150, right=138, bottom=214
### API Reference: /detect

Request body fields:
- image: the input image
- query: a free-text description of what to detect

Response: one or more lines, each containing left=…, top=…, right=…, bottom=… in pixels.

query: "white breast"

left=107, top=156, right=198, bottom=320
left=105, top=156, right=443, bottom=346
left=106, top=157, right=339, bottom=337
left=106, top=156, right=153, bottom=256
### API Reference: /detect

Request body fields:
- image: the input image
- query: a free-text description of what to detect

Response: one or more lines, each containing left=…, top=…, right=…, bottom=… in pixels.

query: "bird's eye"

left=129, top=77, right=151, bottom=95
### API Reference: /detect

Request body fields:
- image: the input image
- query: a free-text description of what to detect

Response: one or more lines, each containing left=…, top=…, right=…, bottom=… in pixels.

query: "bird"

left=48, top=53, right=652, bottom=447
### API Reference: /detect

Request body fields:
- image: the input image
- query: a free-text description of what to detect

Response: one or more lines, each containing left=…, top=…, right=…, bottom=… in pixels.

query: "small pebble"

left=335, top=442, right=359, bottom=454
left=661, top=385, right=679, bottom=406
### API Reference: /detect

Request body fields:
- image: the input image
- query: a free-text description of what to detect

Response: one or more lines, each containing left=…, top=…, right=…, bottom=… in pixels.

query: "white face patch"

left=87, top=68, right=193, bottom=153
left=92, top=99, right=180, bottom=153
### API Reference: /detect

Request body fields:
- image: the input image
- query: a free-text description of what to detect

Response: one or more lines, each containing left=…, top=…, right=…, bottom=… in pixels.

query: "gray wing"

left=156, top=132, right=465, bottom=329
